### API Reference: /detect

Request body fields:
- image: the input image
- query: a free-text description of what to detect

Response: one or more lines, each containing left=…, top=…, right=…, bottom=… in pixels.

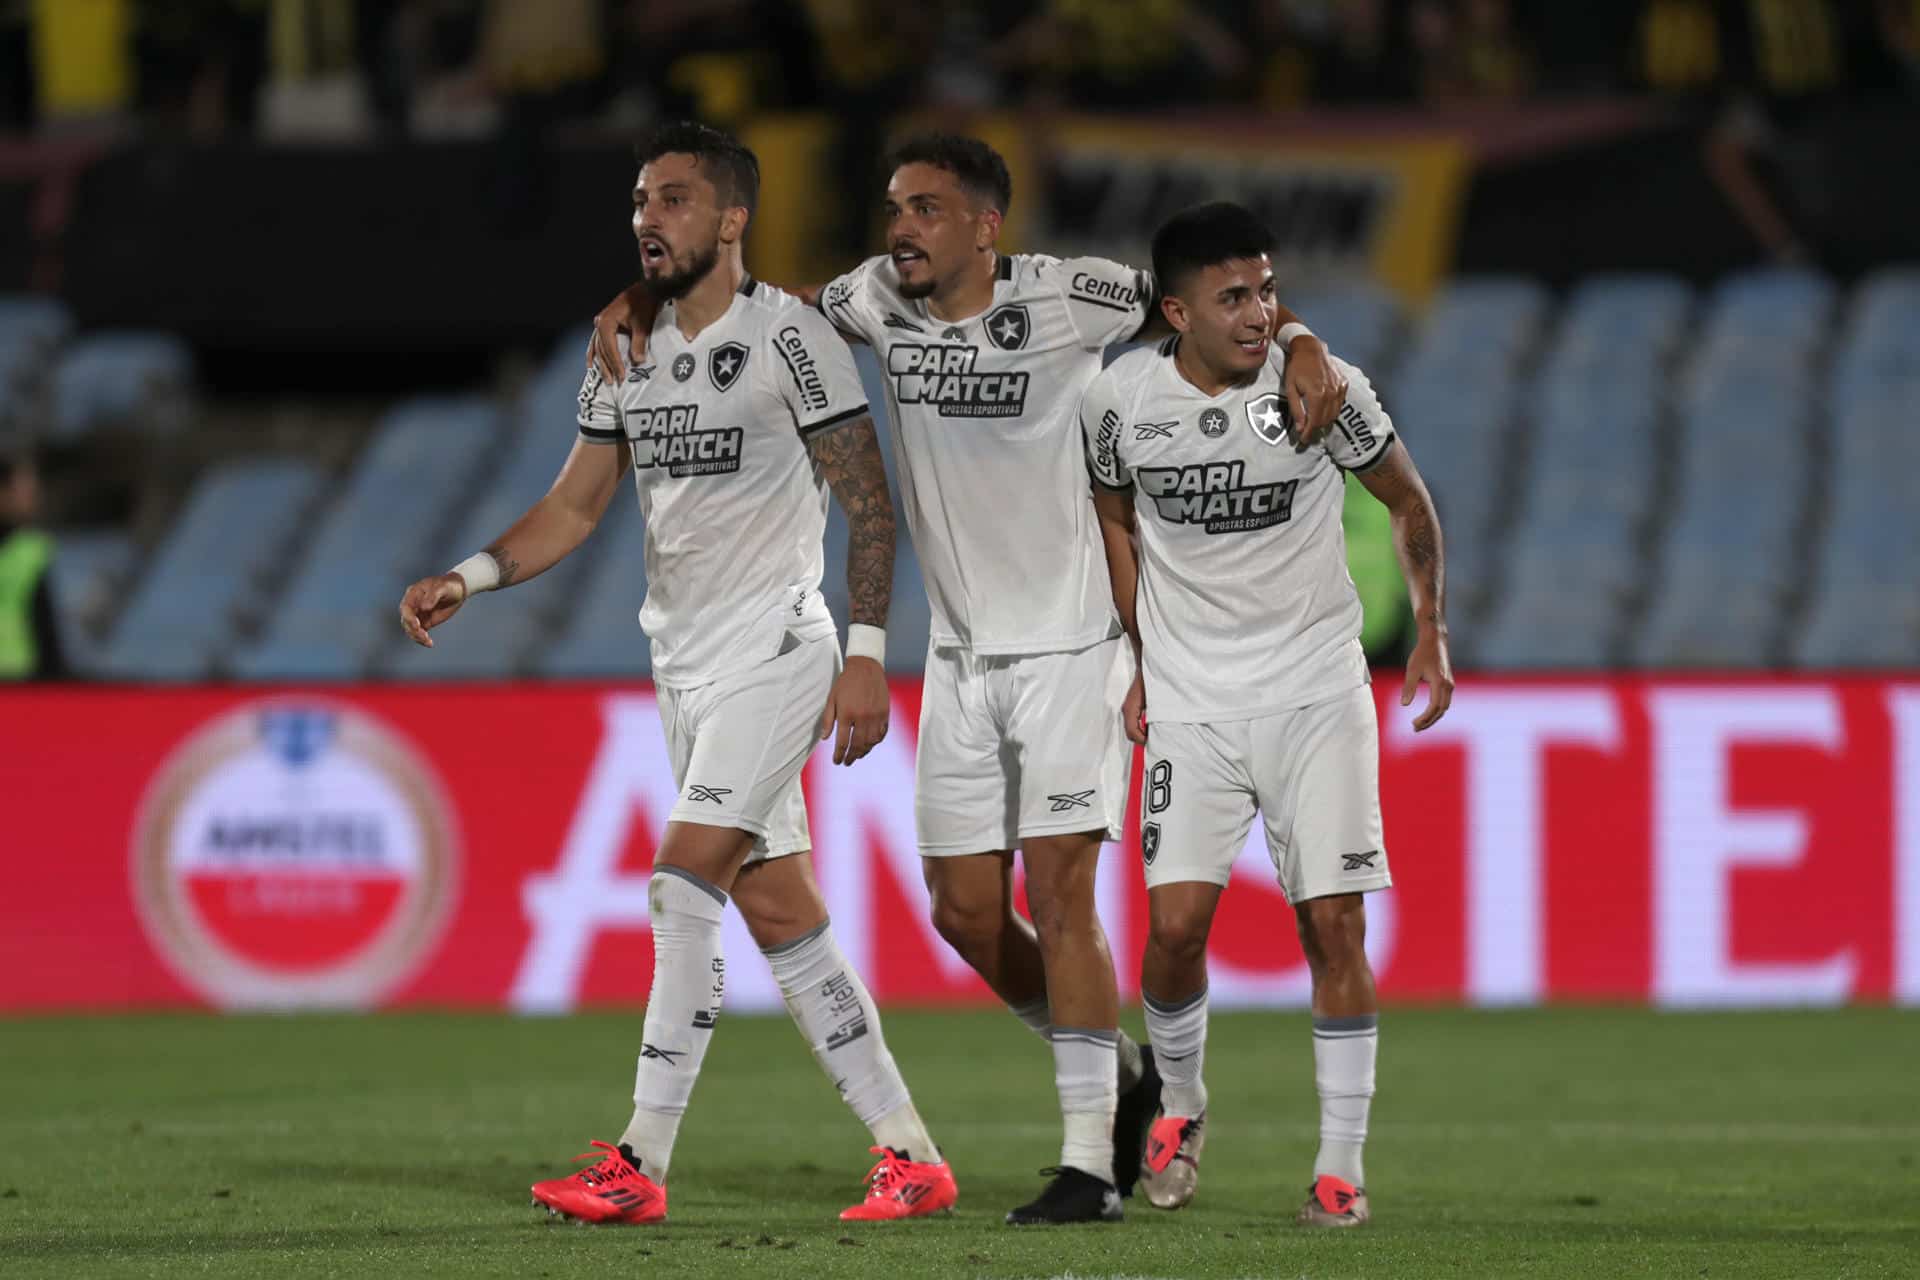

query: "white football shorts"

left=657, top=631, right=839, bottom=859
left=915, top=635, right=1133, bottom=856
left=1140, top=684, right=1390, bottom=902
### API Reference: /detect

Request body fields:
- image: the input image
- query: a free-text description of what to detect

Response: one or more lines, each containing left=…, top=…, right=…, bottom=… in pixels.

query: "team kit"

left=398, top=123, right=1453, bottom=1230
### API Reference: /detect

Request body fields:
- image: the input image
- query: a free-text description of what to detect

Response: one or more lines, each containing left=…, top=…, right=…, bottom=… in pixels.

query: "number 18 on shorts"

left=1138, top=685, right=1391, bottom=903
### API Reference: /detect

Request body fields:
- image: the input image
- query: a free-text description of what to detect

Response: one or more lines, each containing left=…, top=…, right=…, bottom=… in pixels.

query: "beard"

left=897, top=273, right=936, bottom=300
left=644, top=240, right=721, bottom=301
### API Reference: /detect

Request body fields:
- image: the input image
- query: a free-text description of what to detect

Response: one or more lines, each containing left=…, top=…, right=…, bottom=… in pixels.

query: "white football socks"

left=1051, top=1026, right=1118, bottom=1182
left=620, top=868, right=728, bottom=1180
left=1011, top=995, right=1145, bottom=1092
left=1311, top=1013, right=1378, bottom=1187
left=763, top=920, right=940, bottom=1165
left=1142, top=985, right=1209, bottom=1118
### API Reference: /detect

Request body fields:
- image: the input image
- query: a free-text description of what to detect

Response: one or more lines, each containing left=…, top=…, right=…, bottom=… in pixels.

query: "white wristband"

left=1276, top=322, right=1316, bottom=350
left=846, top=623, right=887, bottom=665
left=450, top=552, right=501, bottom=594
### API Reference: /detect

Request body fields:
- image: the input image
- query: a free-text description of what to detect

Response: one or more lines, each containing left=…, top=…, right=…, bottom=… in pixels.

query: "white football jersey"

left=818, top=252, right=1153, bottom=654
left=577, top=277, right=868, bottom=689
left=1082, top=340, right=1396, bottom=723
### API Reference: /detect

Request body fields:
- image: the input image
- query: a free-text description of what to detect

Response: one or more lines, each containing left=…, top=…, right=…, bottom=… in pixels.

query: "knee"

left=1146, top=905, right=1211, bottom=971
left=929, top=891, right=1002, bottom=957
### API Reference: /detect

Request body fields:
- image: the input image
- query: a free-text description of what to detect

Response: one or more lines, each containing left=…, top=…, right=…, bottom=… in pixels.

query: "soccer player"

left=397, top=123, right=955, bottom=1225
left=1081, top=202, right=1453, bottom=1228
left=589, top=134, right=1349, bottom=1225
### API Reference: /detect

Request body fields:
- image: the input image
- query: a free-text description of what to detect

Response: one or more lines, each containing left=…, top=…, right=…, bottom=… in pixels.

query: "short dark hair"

left=1151, top=202, right=1277, bottom=297
left=634, top=120, right=760, bottom=215
left=885, top=133, right=1012, bottom=214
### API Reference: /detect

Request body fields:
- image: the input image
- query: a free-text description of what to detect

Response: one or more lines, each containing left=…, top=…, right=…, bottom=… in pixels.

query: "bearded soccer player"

left=397, top=123, right=954, bottom=1225
left=590, top=134, right=1348, bottom=1224
left=1082, top=202, right=1453, bottom=1228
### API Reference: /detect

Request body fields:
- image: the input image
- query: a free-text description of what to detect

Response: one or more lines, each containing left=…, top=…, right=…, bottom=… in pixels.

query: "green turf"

left=3, top=1008, right=1917, bottom=1278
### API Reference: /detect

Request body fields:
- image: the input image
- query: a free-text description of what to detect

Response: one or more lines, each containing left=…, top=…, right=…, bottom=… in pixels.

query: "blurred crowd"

left=1, top=0, right=1915, bottom=139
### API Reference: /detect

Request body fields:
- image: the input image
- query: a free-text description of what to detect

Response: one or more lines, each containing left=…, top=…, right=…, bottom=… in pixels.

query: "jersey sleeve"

left=1080, top=370, right=1132, bottom=491
left=815, top=256, right=886, bottom=345
left=1054, top=256, right=1154, bottom=351
left=575, top=364, right=624, bottom=444
left=772, top=305, right=870, bottom=439
left=1321, top=355, right=1397, bottom=472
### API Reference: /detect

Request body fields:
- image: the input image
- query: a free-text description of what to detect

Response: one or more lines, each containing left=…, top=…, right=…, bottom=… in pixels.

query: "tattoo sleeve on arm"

left=1357, top=441, right=1445, bottom=626
left=808, top=417, right=895, bottom=628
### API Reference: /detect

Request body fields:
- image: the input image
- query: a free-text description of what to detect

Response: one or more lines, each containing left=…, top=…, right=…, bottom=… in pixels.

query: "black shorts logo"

left=686, top=785, right=733, bottom=804
left=984, top=303, right=1031, bottom=351
left=1141, top=822, right=1161, bottom=866
left=1047, top=789, right=1096, bottom=812
left=709, top=341, right=750, bottom=392
left=1341, top=851, right=1380, bottom=871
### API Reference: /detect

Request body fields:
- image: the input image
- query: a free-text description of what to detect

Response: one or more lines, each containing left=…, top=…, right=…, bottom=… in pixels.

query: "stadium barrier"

left=3, top=675, right=1915, bottom=1012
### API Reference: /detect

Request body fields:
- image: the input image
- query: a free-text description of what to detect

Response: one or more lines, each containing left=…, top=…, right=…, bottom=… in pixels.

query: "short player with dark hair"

left=1083, top=201, right=1453, bottom=1228
left=589, top=133, right=1352, bottom=1226
left=399, top=123, right=956, bottom=1225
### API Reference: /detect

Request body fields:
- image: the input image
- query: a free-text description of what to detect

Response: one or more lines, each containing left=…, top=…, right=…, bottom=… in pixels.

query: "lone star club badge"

left=708, top=341, right=749, bottom=392
left=1199, top=407, right=1229, bottom=438
left=1246, top=391, right=1291, bottom=446
left=672, top=352, right=695, bottom=382
left=1141, top=821, right=1161, bottom=866
left=983, top=303, right=1031, bottom=351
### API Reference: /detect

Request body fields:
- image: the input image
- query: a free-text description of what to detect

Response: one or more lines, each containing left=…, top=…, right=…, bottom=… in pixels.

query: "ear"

left=1161, top=294, right=1192, bottom=334
left=719, top=206, right=751, bottom=246
left=975, top=206, right=1003, bottom=250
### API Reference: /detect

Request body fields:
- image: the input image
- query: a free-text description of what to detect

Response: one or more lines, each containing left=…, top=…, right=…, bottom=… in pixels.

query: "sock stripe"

left=1313, top=1029, right=1380, bottom=1041
left=1142, top=986, right=1208, bottom=1015
left=759, top=918, right=830, bottom=957
left=1312, top=1014, right=1379, bottom=1034
left=651, top=864, right=728, bottom=905
left=1049, top=1026, right=1119, bottom=1048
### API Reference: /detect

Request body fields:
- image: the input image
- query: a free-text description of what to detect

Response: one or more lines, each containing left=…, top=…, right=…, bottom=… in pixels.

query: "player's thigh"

left=1140, top=719, right=1259, bottom=892
left=915, top=644, right=1018, bottom=857
left=1256, top=686, right=1390, bottom=904
left=1020, top=827, right=1105, bottom=936
left=1006, top=636, right=1132, bottom=844
left=667, top=634, right=837, bottom=858
left=732, top=851, right=829, bottom=952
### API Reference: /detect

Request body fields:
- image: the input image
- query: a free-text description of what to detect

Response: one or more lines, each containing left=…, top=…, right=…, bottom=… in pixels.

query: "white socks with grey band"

left=763, top=920, right=939, bottom=1165
left=1143, top=985, right=1209, bottom=1118
left=621, top=867, right=728, bottom=1180
left=1051, top=1026, right=1119, bottom=1182
left=1011, top=995, right=1146, bottom=1092
left=1312, top=1013, right=1378, bottom=1187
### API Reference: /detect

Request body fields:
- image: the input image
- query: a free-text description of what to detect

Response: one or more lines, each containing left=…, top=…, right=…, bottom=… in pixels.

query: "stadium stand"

left=12, top=264, right=1915, bottom=681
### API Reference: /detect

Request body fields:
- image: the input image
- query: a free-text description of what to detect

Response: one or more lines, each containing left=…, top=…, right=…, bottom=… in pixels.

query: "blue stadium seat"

left=235, top=397, right=504, bottom=679
left=45, top=529, right=138, bottom=674
left=0, top=296, right=75, bottom=418
left=48, top=331, right=195, bottom=443
left=100, top=459, right=324, bottom=680
left=1289, top=280, right=1402, bottom=373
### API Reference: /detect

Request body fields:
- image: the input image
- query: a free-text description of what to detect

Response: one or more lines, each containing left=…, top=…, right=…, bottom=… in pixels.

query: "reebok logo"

left=1134, top=420, right=1176, bottom=441
left=686, top=785, right=733, bottom=804
left=883, top=312, right=924, bottom=333
left=639, top=1042, right=682, bottom=1065
left=1048, top=790, right=1096, bottom=812
left=1342, top=851, right=1380, bottom=871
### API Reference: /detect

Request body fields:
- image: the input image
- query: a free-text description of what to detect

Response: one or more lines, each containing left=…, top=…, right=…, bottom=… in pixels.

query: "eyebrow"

left=634, top=182, right=694, bottom=200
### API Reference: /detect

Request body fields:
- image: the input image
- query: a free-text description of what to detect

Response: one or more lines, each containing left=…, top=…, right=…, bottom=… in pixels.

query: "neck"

left=672, top=252, right=746, bottom=339
left=1172, top=336, right=1253, bottom=398
left=926, top=250, right=999, bottom=323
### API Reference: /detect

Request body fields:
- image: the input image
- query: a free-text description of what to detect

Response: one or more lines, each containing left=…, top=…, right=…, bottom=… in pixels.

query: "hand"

left=1121, top=669, right=1148, bottom=745
left=588, top=284, right=657, bottom=383
left=818, top=656, right=890, bottom=765
left=397, top=573, right=468, bottom=648
left=1402, top=624, right=1455, bottom=731
left=1280, top=333, right=1348, bottom=447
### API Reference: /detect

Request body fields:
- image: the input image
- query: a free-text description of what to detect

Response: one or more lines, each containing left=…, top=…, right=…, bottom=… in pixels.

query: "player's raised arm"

left=808, top=415, right=895, bottom=764
left=1355, top=439, right=1452, bottom=731
left=397, top=377, right=630, bottom=647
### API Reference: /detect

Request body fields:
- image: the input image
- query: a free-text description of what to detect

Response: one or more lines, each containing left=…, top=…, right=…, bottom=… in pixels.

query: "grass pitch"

left=3, top=1007, right=1917, bottom=1278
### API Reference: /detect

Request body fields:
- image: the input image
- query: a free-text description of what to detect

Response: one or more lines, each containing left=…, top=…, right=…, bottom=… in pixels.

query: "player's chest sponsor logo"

left=1198, top=407, right=1229, bottom=438
left=984, top=303, right=1031, bottom=351
left=1245, top=391, right=1291, bottom=446
left=773, top=324, right=830, bottom=414
left=708, top=341, right=750, bottom=392
left=885, top=342, right=1030, bottom=418
left=625, top=404, right=744, bottom=478
left=671, top=352, right=695, bottom=382
left=1136, top=459, right=1300, bottom=534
